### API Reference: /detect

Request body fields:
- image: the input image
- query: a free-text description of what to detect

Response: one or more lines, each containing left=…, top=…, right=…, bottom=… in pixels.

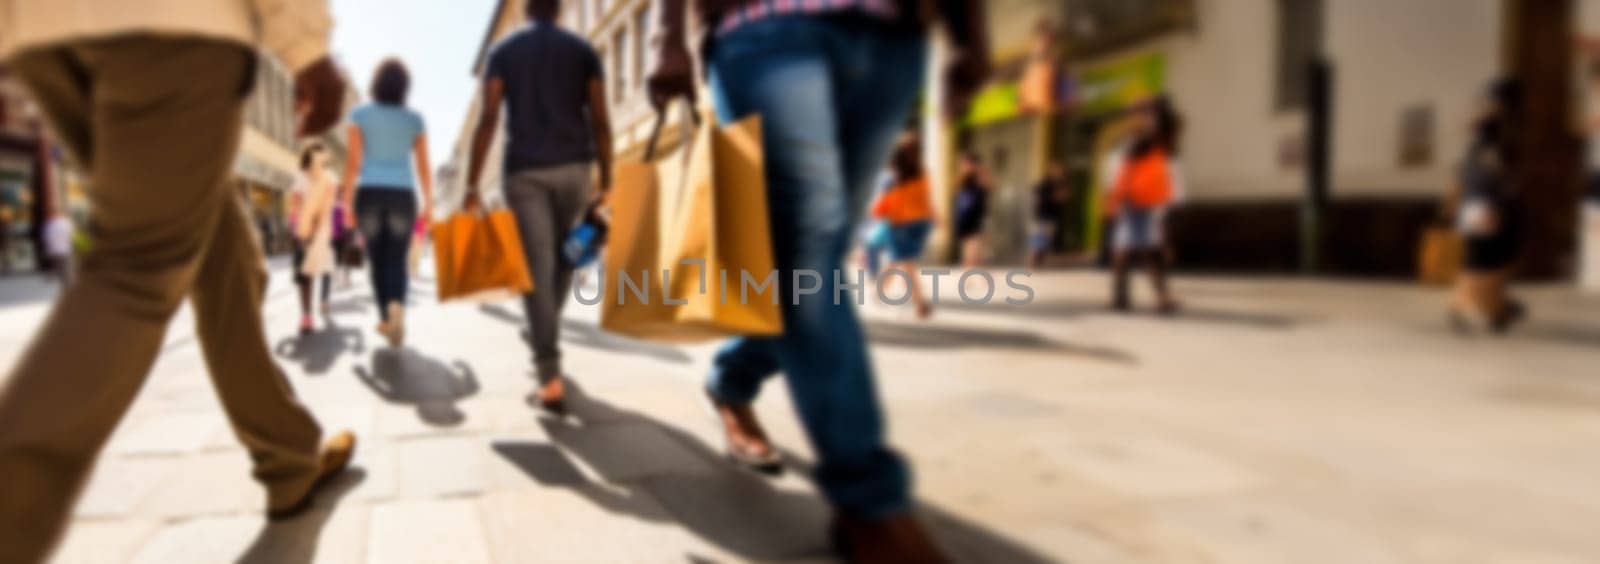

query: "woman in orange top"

left=1109, top=96, right=1183, bottom=314
left=870, top=134, right=936, bottom=319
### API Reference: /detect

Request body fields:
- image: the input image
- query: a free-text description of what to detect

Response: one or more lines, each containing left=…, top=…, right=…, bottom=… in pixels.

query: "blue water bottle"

left=562, top=206, right=609, bottom=268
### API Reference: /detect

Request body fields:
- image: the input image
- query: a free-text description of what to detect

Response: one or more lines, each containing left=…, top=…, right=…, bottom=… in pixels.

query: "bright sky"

left=330, top=0, right=502, bottom=165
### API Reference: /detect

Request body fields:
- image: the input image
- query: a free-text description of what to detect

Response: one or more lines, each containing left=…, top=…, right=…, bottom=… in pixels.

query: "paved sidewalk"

left=2, top=261, right=1599, bottom=563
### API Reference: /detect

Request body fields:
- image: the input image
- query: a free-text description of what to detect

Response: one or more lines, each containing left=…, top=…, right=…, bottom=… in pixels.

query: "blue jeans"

left=887, top=220, right=934, bottom=261
left=355, top=188, right=416, bottom=321
left=705, top=16, right=928, bottom=520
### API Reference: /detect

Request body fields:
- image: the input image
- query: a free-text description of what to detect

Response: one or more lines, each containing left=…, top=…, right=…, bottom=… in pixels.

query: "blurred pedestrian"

left=1108, top=96, right=1184, bottom=314
left=0, top=2, right=357, bottom=561
left=649, top=0, right=989, bottom=560
left=1030, top=161, right=1071, bottom=269
left=465, top=0, right=613, bottom=413
left=340, top=58, right=435, bottom=348
left=290, top=143, right=337, bottom=334
left=953, top=152, right=991, bottom=270
left=870, top=133, right=935, bottom=319
left=861, top=172, right=895, bottom=279
left=42, top=212, right=73, bottom=287
left=1445, top=78, right=1526, bottom=333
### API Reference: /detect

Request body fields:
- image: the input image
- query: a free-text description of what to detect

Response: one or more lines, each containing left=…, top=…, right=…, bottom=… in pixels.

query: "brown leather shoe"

left=268, top=430, right=357, bottom=521
left=832, top=513, right=949, bottom=564
left=706, top=392, right=782, bottom=474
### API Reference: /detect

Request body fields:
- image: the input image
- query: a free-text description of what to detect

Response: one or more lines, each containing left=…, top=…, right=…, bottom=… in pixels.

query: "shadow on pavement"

left=354, top=348, right=479, bottom=427
left=477, top=303, right=692, bottom=366
left=865, top=320, right=1137, bottom=365
left=274, top=322, right=365, bottom=376
left=1515, top=321, right=1600, bottom=348
left=236, top=468, right=368, bottom=564
left=940, top=299, right=1301, bottom=329
left=493, top=383, right=1052, bottom=562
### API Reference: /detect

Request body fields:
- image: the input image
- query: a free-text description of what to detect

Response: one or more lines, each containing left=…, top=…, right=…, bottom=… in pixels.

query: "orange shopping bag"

left=432, top=206, right=534, bottom=302
left=600, top=103, right=782, bottom=342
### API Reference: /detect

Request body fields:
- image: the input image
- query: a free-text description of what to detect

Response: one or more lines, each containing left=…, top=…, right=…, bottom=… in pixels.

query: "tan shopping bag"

left=600, top=105, right=783, bottom=342
left=1417, top=226, right=1462, bottom=287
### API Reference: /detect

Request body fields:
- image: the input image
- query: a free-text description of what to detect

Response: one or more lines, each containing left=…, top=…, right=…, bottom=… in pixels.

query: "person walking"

left=870, top=134, right=936, bottom=319
left=1030, top=161, right=1071, bottom=270
left=0, top=2, right=357, bottom=561
left=1108, top=96, right=1183, bottom=314
left=340, top=59, right=435, bottom=348
left=952, top=152, right=992, bottom=270
left=42, top=212, right=74, bottom=287
left=649, top=0, right=989, bottom=560
left=860, top=172, right=895, bottom=280
left=465, top=0, right=613, bottom=413
left=1445, top=78, right=1526, bottom=334
left=291, top=143, right=338, bottom=334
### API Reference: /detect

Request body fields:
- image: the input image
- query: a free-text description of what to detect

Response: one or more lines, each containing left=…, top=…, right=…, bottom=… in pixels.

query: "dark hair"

left=370, top=58, right=411, bottom=106
left=299, top=143, right=326, bottom=171
left=1475, top=77, right=1524, bottom=167
left=1132, top=95, right=1182, bottom=158
left=890, top=134, right=924, bottom=185
left=1487, top=77, right=1523, bottom=120
left=526, top=0, right=559, bottom=20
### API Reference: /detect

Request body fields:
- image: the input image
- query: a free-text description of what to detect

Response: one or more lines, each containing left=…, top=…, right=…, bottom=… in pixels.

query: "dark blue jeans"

left=705, top=16, right=928, bottom=520
left=355, top=188, right=416, bottom=321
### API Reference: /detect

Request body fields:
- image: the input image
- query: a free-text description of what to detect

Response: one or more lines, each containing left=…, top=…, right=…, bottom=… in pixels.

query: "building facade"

left=964, top=0, right=1597, bottom=277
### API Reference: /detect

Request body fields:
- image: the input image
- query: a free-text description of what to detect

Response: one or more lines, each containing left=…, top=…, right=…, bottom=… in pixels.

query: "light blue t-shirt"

left=351, top=103, right=425, bottom=190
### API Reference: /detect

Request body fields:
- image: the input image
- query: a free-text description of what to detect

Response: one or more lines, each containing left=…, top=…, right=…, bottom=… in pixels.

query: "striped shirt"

left=715, top=0, right=900, bottom=35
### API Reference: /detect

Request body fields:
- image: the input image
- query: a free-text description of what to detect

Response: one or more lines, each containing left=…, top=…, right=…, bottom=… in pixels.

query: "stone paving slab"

left=367, top=499, right=492, bottom=564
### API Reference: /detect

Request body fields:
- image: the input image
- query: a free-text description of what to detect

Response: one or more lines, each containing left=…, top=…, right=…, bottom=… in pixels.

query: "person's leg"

left=356, top=191, right=391, bottom=321
left=385, top=196, right=416, bottom=315
left=711, top=18, right=926, bottom=520
left=193, top=192, right=325, bottom=512
left=321, top=274, right=332, bottom=311
left=1111, top=249, right=1132, bottom=310
left=293, top=242, right=314, bottom=330
left=0, top=39, right=317, bottom=562
left=505, top=170, right=568, bottom=384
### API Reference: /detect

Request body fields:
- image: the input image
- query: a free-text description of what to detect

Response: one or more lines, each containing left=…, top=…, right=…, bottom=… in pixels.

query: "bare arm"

left=587, top=77, right=614, bottom=196
left=340, top=124, right=363, bottom=209
left=414, top=132, right=435, bottom=219
left=466, top=76, right=506, bottom=203
left=647, top=0, right=697, bottom=109
left=287, top=184, right=305, bottom=235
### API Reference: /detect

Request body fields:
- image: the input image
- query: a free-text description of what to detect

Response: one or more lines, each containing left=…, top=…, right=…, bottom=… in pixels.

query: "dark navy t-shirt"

left=487, top=23, right=603, bottom=172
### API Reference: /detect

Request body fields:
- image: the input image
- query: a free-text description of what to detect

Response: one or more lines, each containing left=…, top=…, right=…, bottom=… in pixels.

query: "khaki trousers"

left=0, top=37, right=322, bottom=564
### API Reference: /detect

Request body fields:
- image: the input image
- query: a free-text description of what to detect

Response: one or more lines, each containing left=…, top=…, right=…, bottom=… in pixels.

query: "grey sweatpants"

left=504, top=163, right=593, bottom=382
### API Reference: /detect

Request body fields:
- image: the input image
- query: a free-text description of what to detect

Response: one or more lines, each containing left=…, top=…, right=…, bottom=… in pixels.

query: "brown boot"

left=706, top=392, right=782, bottom=474
left=268, top=430, right=358, bottom=521
left=832, top=513, right=949, bottom=564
